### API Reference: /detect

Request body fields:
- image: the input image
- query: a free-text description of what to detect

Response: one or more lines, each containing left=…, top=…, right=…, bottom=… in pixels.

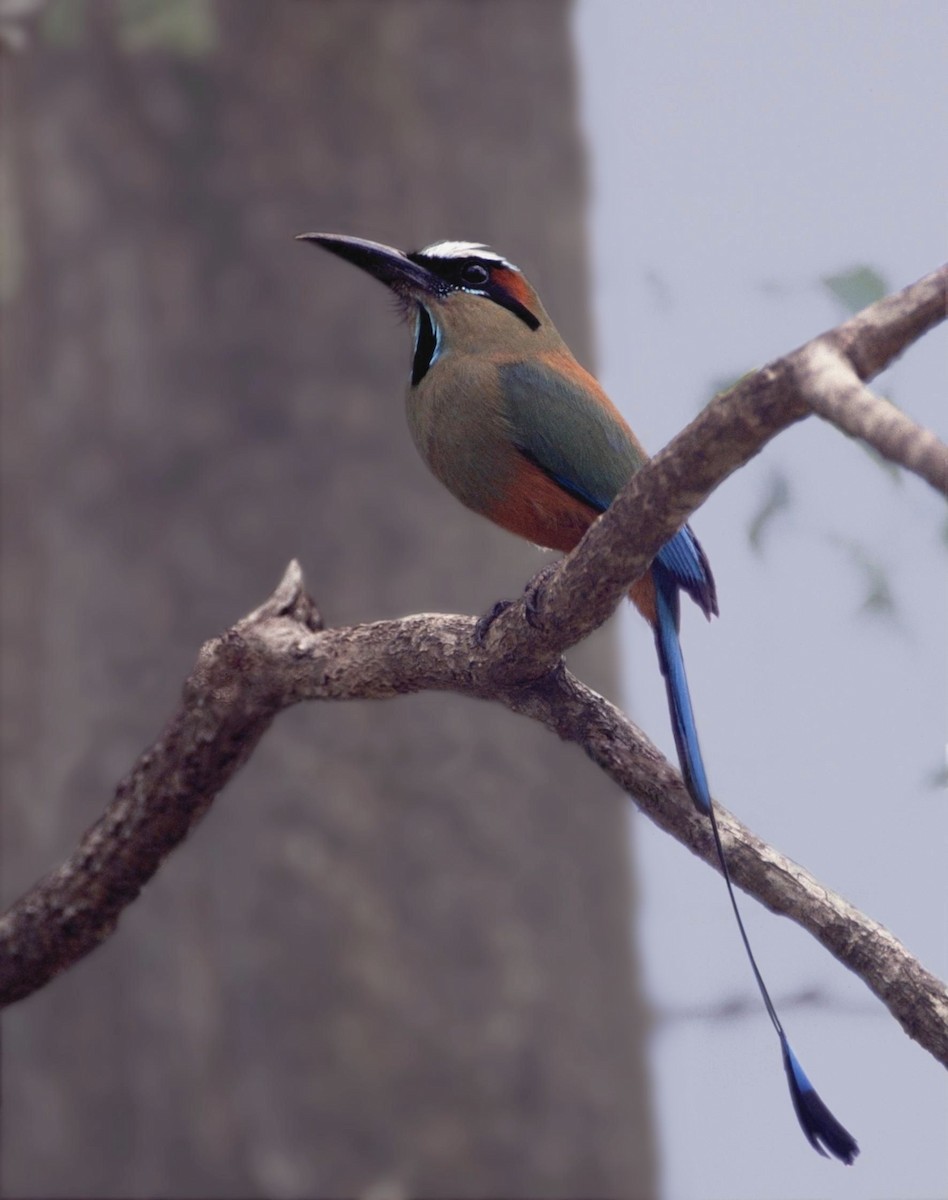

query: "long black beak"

left=297, top=232, right=440, bottom=298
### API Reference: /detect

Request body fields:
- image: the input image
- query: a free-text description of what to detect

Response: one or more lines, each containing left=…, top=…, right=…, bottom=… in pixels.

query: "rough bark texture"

left=5, top=548, right=947, bottom=1069
left=0, top=3, right=657, bottom=1197
left=4, top=260, right=944, bottom=1058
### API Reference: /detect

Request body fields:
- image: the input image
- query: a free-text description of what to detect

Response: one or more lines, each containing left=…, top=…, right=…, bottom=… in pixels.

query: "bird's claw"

left=475, top=563, right=558, bottom=644
left=474, top=599, right=514, bottom=645
left=523, top=561, right=558, bottom=630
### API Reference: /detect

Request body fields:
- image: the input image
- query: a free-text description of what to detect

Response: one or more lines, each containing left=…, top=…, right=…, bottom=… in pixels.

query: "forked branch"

left=2, top=266, right=946, bottom=1071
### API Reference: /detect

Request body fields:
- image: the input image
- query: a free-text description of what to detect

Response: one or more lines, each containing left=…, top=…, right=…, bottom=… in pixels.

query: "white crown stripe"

left=418, top=240, right=519, bottom=272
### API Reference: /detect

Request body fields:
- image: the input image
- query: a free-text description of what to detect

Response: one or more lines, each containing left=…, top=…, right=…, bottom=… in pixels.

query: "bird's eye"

left=460, top=262, right=490, bottom=287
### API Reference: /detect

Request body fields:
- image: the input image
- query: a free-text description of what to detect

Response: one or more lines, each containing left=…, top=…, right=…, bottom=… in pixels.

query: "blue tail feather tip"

left=781, top=1038, right=859, bottom=1164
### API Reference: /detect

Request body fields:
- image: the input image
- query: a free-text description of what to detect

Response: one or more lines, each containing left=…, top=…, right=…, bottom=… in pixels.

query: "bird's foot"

left=474, top=563, right=559, bottom=645
left=474, top=599, right=514, bottom=645
left=522, top=561, right=558, bottom=630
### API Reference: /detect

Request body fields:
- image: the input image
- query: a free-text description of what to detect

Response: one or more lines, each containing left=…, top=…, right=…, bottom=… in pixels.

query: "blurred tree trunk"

left=1, top=2, right=657, bottom=1196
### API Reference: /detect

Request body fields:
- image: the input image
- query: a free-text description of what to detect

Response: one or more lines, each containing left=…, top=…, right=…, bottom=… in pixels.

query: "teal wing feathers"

left=498, top=357, right=716, bottom=616
left=497, top=359, right=645, bottom=512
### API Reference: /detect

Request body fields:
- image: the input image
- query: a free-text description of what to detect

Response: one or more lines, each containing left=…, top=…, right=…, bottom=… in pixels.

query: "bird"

left=299, top=231, right=859, bottom=1164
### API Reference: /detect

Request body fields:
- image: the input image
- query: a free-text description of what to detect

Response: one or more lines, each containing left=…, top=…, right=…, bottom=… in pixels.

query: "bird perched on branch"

left=299, top=232, right=859, bottom=1164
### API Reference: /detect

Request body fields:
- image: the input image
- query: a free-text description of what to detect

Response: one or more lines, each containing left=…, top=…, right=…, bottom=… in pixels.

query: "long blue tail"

left=652, top=559, right=859, bottom=1164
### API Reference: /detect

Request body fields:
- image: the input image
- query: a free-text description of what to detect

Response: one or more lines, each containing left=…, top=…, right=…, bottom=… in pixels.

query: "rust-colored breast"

left=486, top=453, right=659, bottom=624
left=485, top=452, right=598, bottom=553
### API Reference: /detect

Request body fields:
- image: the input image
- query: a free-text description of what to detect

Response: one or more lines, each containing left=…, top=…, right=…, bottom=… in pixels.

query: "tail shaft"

left=651, top=563, right=858, bottom=1164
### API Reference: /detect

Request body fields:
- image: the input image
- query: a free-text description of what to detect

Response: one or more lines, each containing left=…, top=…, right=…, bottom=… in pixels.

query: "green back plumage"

left=498, top=359, right=647, bottom=512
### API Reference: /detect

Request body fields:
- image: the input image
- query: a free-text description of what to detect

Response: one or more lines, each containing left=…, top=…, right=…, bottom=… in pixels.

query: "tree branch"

left=3, top=268, right=946, bottom=1076
left=797, top=340, right=947, bottom=490
left=475, top=262, right=947, bottom=663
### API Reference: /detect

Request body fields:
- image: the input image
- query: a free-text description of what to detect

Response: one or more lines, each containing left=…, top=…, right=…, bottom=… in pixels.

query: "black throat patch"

left=412, top=305, right=439, bottom=386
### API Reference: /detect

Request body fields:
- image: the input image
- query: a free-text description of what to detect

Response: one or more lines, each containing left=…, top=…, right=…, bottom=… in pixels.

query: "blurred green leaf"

left=756, top=278, right=794, bottom=298
left=822, top=265, right=888, bottom=315
left=828, top=535, right=898, bottom=620
left=706, top=368, right=757, bottom=408
left=41, top=0, right=87, bottom=45
left=643, top=268, right=674, bottom=309
left=747, top=472, right=791, bottom=555
left=859, top=442, right=903, bottom=482
left=117, top=0, right=216, bottom=55
left=925, top=760, right=948, bottom=790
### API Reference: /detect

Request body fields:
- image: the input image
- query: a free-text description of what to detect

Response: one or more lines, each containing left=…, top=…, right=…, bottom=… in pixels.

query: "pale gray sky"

left=574, top=3, right=947, bottom=1197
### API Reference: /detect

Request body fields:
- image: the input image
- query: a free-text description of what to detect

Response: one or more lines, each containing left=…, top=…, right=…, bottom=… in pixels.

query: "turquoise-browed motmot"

left=300, top=233, right=859, bottom=1164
